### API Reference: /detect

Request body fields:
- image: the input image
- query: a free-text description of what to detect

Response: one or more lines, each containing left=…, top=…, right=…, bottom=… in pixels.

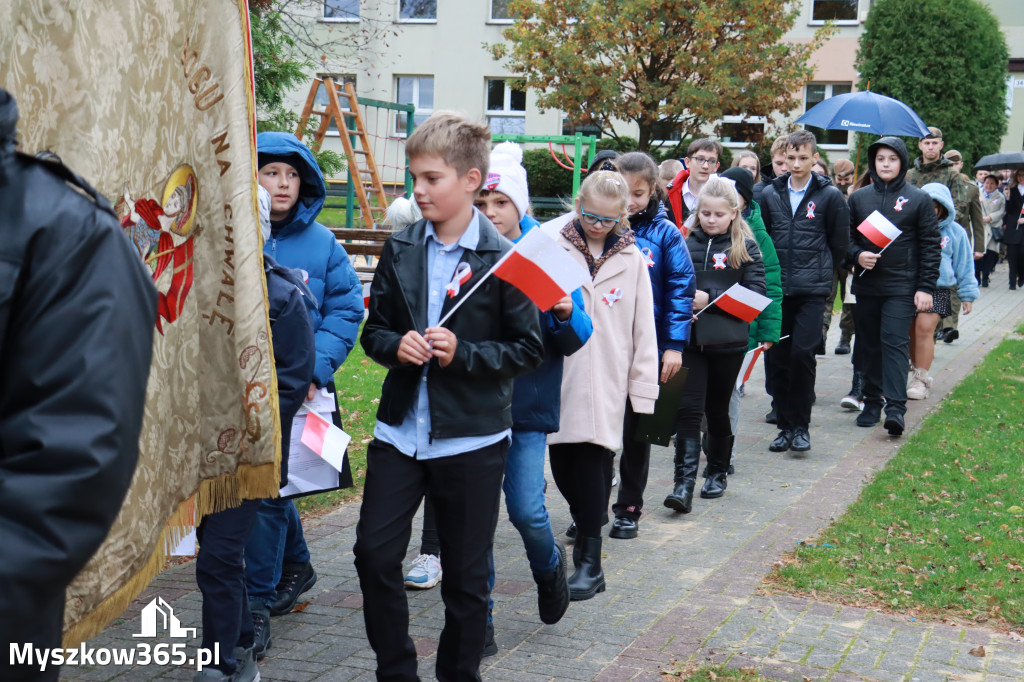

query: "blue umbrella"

left=795, top=90, right=930, bottom=138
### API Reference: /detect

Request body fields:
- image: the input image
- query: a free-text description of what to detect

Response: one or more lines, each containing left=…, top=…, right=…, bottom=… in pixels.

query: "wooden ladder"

left=295, top=77, right=389, bottom=229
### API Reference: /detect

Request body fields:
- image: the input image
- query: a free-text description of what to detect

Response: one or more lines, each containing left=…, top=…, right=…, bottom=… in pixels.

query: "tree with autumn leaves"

left=488, top=0, right=832, bottom=152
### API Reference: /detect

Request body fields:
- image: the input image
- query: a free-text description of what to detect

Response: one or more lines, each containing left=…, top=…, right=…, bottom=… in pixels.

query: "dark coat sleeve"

left=825, top=187, right=851, bottom=273
left=914, top=198, right=942, bottom=295
left=360, top=238, right=411, bottom=370
left=740, top=237, right=768, bottom=296
left=0, top=193, right=157, bottom=611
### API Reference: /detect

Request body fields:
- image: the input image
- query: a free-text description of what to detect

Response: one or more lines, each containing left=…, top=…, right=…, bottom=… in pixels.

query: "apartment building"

left=288, top=0, right=1024, bottom=167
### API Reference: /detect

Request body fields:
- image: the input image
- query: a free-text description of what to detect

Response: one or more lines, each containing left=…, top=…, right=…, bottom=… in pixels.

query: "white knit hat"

left=484, top=141, right=530, bottom=220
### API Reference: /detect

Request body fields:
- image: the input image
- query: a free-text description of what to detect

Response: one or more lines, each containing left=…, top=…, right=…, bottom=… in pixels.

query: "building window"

left=399, top=0, right=436, bottom=21
left=803, top=82, right=853, bottom=147
left=314, top=74, right=357, bottom=135
left=395, top=76, right=433, bottom=135
left=323, top=0, right=359, bottom=21
left=561, top=119, right=602, bottom=139
left=718, top=115, right=767, bottom=146
left=490, top=0, right=514, bottom=22
left=810, top=0, right=859, bottom=24
left=486, top=79, right=526, bottom=135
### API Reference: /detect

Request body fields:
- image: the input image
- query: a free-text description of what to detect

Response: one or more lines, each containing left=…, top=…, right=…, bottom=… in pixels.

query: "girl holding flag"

left=667, top=178, right=765, bottom=510
left=847, top=137, right=940, bottom=436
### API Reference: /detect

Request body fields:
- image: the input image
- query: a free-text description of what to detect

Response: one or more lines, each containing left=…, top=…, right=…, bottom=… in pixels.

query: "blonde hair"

left=694, top=177, right=753, bottom=268
left=731, top=150, right=761, bottom=183
left=406, top=111, right=491, bottom=189
left=575, top=170, right=631, bottom=235
left=659, top=159, right=683, bottom=189
left=770, top=135, right=789, bottom=157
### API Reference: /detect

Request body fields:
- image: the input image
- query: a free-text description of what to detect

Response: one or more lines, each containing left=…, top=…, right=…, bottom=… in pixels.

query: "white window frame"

left=718, top=115, right=768, bottom=149
left=488, top=0, right=515, bottom=24
left=322, top=0, right=360, bottom=22
left=486, top=78, right=526, bottom=134
left=396, top=0, right=436, bottom=23
left=803, top=82, right=853, bottom=150
left=808, top=0, right=861, bottom=26
left=395, top=75, right=434, bottom=137
left=314, top=74, right=357, bottom=137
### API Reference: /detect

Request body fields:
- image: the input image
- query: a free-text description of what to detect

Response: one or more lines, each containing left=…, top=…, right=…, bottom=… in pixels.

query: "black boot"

left=664, top=438, right=700, bottom=513
left=534, top=539, right=570, bottom=624
left=567, top=536, right=606, bottom=601
left=700, top=435, right=734, bottom=499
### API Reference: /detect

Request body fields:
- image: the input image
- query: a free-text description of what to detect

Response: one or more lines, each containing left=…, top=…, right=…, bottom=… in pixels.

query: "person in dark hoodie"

left=759, top=130, right=849, bottom=454
left=607, top=151, right=696, bottom=540
left=0, top=89, right=157, bottom=682
left=847, top=137, right=941, bottom=436
left=243, top=131, right=364, bottom=657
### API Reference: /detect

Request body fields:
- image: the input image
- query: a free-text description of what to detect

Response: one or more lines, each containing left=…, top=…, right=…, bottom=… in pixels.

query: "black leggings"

left=549, top=443, right=614, bottom=538
left=675, top=349, right=745, bottom=439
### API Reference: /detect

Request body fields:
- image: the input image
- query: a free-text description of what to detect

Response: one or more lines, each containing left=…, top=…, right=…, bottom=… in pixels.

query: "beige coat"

left=549, top=234, right=660, bottom=451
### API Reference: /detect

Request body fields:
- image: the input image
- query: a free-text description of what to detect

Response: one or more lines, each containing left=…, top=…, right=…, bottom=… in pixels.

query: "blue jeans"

left=488, top=430, right=558, bottom=621
left=243, top=497, right=310, bottom=607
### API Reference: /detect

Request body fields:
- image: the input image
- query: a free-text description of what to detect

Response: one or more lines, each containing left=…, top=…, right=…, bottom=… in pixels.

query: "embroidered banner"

left=1, top=1, right=280, bottom=645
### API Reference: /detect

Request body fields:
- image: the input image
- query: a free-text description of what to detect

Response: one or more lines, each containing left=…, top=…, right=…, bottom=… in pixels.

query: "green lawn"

left=768, top=332, right=1024, bottom=628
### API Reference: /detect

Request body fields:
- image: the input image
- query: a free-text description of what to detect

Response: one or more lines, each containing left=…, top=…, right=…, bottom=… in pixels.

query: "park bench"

left=329, top=226, right=394, bottom=282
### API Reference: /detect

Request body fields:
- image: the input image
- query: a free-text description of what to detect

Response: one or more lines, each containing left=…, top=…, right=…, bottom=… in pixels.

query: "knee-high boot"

left=700, top=435, right=735, bottom=499
left=567, top=535, right=605, bottom=601
left=664, top=437, right=701, bottom=513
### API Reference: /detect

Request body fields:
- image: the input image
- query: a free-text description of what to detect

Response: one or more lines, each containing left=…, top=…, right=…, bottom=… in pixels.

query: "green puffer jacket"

left=745, top=200, right=782, bottom=349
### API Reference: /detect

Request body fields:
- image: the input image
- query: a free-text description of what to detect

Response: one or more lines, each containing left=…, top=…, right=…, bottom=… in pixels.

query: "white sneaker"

left=840, top=394, right=864, bottom=411
left=906, top=368, right=932, bottom=400
left=404, top=554, right=442, bottom=589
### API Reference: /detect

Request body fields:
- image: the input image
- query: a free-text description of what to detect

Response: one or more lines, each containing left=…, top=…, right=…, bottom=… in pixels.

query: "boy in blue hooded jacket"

left=243, top=132, right=364, bottom=657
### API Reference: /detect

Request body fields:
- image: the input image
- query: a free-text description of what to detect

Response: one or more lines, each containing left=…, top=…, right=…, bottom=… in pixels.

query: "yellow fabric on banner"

left=0, top=1, right=281, bottom=646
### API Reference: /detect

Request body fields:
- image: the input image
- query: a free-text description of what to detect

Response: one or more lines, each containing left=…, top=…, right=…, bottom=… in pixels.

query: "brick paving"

left=63, top=276, right=1024, bottom=682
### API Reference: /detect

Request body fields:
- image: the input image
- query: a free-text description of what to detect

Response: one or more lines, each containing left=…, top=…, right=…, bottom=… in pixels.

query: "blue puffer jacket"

left=629, top=199, right=696, bottom=351
left=922, top=183, right=980, bottom=301
left=258, top=131, right=364, bottom=386
left=509, top=217, right=594, bottom=433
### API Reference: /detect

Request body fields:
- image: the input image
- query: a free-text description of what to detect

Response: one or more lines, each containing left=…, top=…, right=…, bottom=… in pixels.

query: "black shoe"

left=857, top=402, right=882, bottom=427
left=251, top=604, right=272, bottom=660
left=765, top=408, right=777, bottom=424
left=568, top=536, right=606, bottom=601
left=701, top=463, right=735, bottom=477
left=942, top=329, right=959, bottom=344
left=700, top=472, right=727, bottom=499
left=270, top=561, right=317, bottom=616
left=534, top=539, right=569, bottom=624
left=482, top=621, right=498, bottom=657
left=608, top=515, right=638, bottom=539
left=790, top=427, right=811, bottom=452
left=834, top=338, right=851, bottom=355
left=934, top=328, right=949, bottom=342
left=565, top=521, right=577, bottom=540
left=981, top=274, right=989, bottom=288
left=769, top=429, right=793, bottom=452
left=665, top=438, right=700, bottom=513
left=884, top=412, right=905, bottom=436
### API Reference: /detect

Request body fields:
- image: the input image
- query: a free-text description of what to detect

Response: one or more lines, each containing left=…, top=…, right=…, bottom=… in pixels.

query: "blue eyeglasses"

left=580, top=211, right=621, bottom=229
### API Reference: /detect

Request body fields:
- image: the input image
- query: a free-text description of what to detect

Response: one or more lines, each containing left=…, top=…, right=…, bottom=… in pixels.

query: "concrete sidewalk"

left=64, top=275, right=1024, bottom=682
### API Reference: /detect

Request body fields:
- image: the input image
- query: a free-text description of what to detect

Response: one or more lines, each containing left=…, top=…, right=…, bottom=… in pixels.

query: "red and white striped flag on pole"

left=438, top=226, right=589, bottom=326
left=735, top=345, right=765, bottom=389
left=362, top=282, right=371, bottom=309
left=300, top=411, right=351, bottom=473
left=857, top=210, right=902, bottom=251
left=705, top=283, right=772, bottom=323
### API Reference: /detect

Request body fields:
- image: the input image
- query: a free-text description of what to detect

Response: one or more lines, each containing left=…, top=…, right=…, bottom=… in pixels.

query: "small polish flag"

left=362, top=282, right=371, bottom=309
left=735, top=345, right=765, bottom=390
left=300, top=411, right=351, bottom=473
left=712, top=283, right=772, bottom=323
left=493, top=227, right=590, bottom=311
left=857, top=210, right=902, bottom=250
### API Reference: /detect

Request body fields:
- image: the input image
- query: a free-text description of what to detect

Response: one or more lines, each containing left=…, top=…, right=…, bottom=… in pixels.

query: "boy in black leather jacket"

left=355, top=112, right=543, bottom=682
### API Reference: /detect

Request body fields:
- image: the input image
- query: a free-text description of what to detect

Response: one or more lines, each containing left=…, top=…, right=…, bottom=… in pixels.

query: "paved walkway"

left=66, top=275, right=1024, bottom=682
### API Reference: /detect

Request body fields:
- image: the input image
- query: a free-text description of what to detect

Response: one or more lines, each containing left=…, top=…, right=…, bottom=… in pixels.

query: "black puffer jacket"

left=1004, top=185, right=1024, bottom=246
left=847, top=137, right=941, bottom=296
left=759, top=171, right=849, bottom=296
left=685, top=225, right=766, bottom=354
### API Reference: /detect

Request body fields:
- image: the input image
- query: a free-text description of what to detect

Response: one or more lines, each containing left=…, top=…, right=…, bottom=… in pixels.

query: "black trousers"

left=769, top=295, right=825, bottom=430
left=549, top=443, right=614, bottom=538
left=612, top=401, right=651, bottom=521
left=196, top=499, right=261, bottom=675
left=1007, top=242, right=1024, bottom=286
left=675, top=349, right=745, bottom=472
left=853, top=294, right=915, bottom=415
left=354, top=439, right=507, bottom=682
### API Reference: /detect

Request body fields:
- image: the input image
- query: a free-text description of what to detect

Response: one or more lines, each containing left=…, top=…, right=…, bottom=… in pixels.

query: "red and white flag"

left=300, top=411, right=351, bottom=473
left=857, top=210, right=902, bottom=250
left=493, top=227, right=590, bottom=311
left=362, top=281, right=371, bottom=309
left=735, top=345, right=765, bottom=389
left=710, top=283, right=772, bottom=323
